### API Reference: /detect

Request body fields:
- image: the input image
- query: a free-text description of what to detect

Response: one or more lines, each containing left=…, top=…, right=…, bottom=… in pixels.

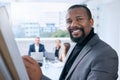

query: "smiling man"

left=23, top=4, right=118, bottom=80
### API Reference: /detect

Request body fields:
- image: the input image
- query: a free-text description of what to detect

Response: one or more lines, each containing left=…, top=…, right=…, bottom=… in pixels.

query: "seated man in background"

left=28, top=37, right=45, bottom=56
left=59, top=42, right=70, bottom=62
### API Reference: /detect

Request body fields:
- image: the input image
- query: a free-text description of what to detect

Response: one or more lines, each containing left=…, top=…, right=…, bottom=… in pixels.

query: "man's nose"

left=70, top=21, right=79, bottom=28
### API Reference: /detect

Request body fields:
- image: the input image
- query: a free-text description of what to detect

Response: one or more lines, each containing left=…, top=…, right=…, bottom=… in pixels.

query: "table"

left=41, top=60, right=64, bottom=80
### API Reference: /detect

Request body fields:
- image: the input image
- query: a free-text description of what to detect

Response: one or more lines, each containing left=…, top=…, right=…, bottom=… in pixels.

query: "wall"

left=99, top=0, right=120, bottom=53
left=89, top=0, right=120, bottom=79
left=16, top=38, right=75, bottom=56
left=99, top=2, right=120, bottom=78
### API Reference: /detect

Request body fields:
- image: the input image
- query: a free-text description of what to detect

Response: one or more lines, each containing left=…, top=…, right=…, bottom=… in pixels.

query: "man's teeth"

left=72, top=30, right=80, bottom=32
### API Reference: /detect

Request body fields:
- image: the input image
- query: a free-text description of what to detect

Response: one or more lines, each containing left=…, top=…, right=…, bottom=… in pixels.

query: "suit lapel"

left=65, top=35, right=100, bottom=79
left=38, top=44, right=40, bottom=51
left=33, top=44, right=35, bottom=51
left=65, top=44, right=92, bottom=79
left=60, top=43, right=76, bottom=75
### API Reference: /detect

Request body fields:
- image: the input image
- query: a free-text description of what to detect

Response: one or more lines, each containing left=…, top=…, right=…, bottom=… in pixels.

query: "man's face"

left=35, top=38, right=40, bottom=45
left=66, top=7, right=93, bottom=43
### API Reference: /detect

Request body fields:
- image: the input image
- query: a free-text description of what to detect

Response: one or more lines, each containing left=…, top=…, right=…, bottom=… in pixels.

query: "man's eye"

left=66, top=20, right=72, bottom=24
left=77, top=18, right=83, bottom=21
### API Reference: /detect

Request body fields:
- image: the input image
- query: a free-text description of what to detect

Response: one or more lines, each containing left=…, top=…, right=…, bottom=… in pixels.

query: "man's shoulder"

left=39, top=43, right=44, bottom=46
left=89, top=34, right=117, bottom=53
left=91, top=35, right=117, bottom=56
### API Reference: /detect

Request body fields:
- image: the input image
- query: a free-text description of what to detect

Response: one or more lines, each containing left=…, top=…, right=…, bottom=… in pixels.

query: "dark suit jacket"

left=28, top=43, right=45, bottom=56
left=42, top=34, right=118, bottom=80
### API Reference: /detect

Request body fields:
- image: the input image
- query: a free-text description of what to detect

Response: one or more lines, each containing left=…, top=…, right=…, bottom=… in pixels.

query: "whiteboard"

left=0, top=6, right=29, bottom=80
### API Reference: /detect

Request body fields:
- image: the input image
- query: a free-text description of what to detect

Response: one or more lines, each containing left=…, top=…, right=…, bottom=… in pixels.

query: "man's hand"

left=22, top=55, right=42, bottom=80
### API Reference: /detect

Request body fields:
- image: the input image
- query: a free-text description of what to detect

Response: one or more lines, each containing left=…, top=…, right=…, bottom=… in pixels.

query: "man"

left=23, top=4, right=118, bottom=80
left=28, top=37, right=45, bottom=56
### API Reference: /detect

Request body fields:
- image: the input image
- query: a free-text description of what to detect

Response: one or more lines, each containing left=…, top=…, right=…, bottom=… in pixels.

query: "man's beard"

left=69, top=27, right=86, bottom=44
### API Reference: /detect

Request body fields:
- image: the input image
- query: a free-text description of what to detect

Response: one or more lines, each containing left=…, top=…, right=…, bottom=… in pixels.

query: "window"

left=11, top=2, right=70, bottom=38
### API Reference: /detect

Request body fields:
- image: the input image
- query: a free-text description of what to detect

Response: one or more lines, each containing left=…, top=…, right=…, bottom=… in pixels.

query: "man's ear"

left=90, top=18, right=94, bottom=27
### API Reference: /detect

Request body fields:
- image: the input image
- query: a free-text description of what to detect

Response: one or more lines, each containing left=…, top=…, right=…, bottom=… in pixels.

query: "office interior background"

left=0, top=0, right=120, bottom=79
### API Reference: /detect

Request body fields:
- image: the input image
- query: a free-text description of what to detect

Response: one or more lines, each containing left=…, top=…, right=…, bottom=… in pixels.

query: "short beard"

left=69, top=28, right=86, bottom=44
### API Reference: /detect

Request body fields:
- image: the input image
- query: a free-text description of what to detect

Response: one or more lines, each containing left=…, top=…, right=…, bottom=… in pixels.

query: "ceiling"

left=15, top=0, right=89, bottom=3
left=2, top=0, right=90, bottom=4
left=1, top=0, right=118, bottom=6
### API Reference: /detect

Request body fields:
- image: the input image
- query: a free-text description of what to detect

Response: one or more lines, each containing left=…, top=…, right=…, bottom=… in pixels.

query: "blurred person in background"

left=59, top=42, right=70, bottom=62
left=54, top=39, right=61, bottom=58
left=28, top=37, right=45, bottom=56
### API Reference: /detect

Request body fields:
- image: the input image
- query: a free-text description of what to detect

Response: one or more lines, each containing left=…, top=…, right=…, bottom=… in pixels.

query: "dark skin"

left=22, top=56, right=42, bottom=80
left=66, top=7, right=93, bottom=40
left=22, top=7, right=94, bottom=80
